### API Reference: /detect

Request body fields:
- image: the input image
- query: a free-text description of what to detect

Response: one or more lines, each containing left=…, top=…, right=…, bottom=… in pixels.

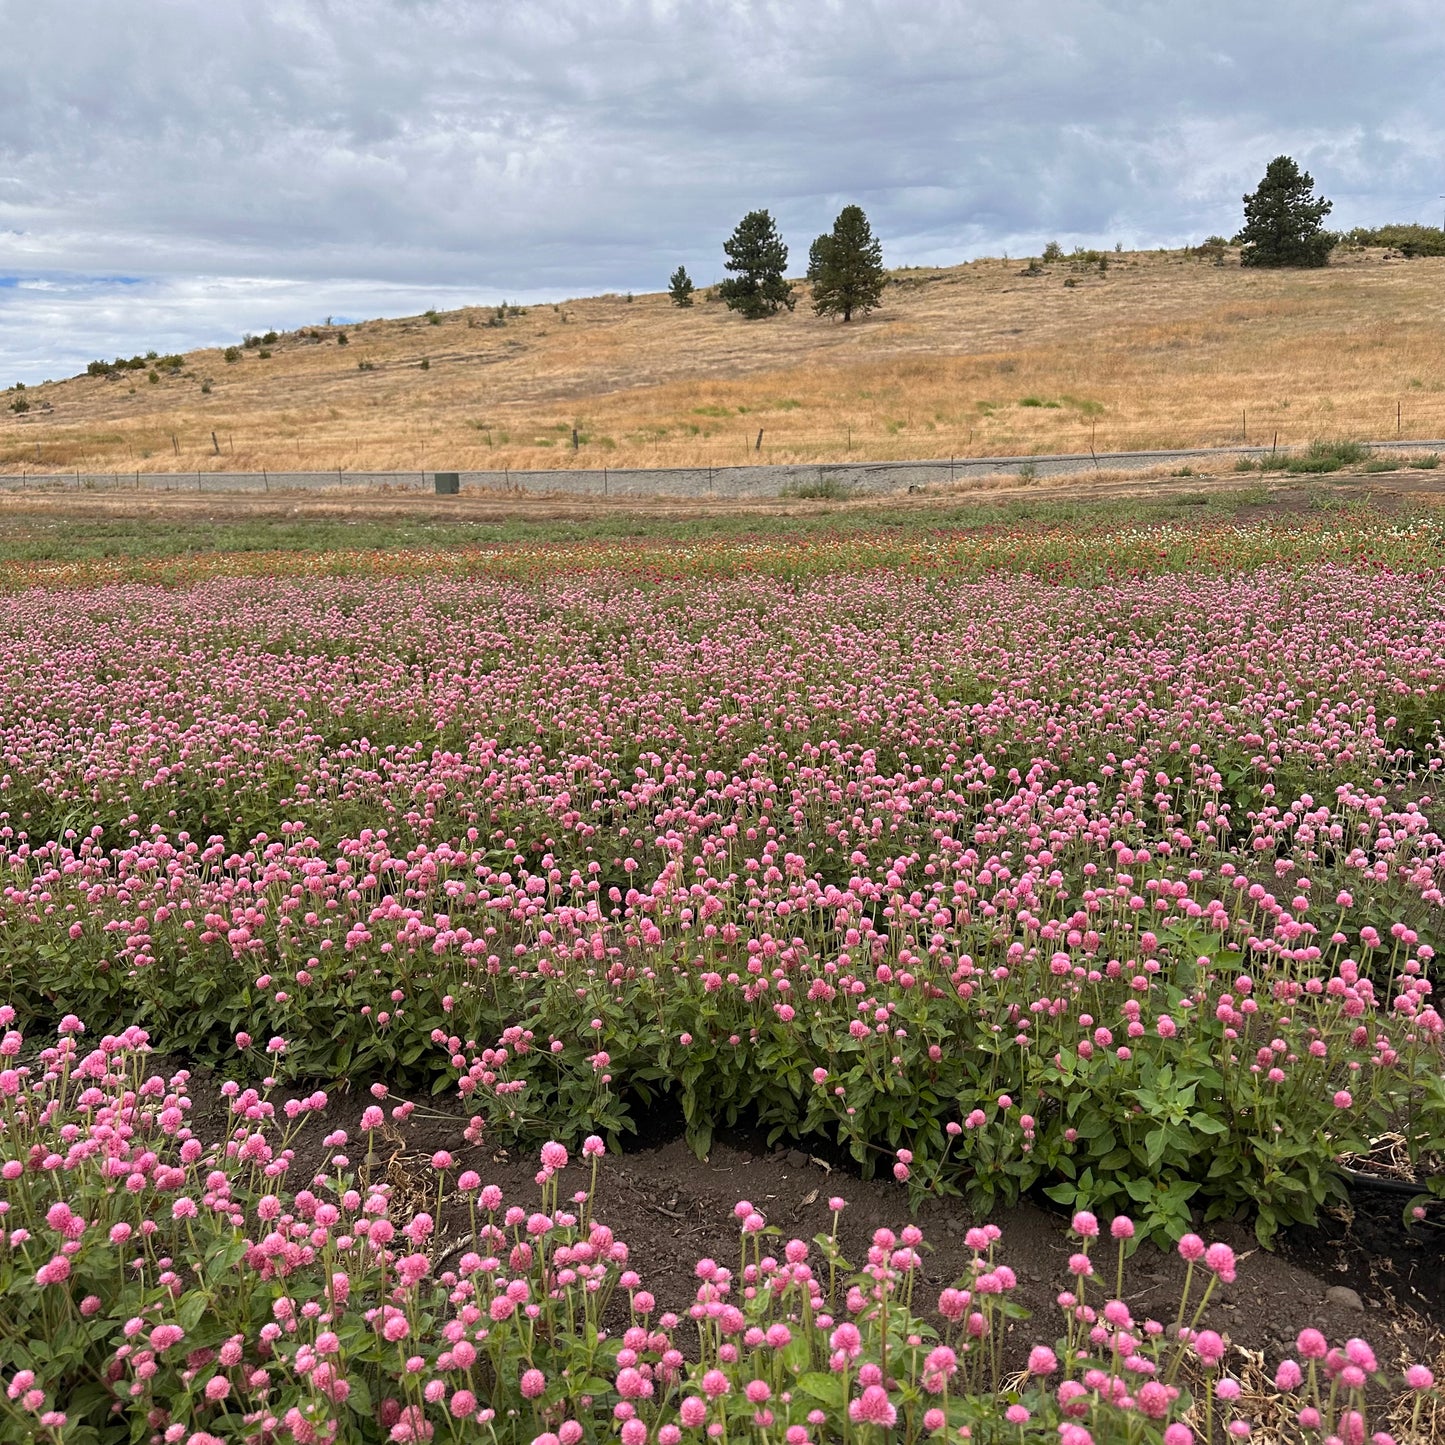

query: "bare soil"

left=182, top=1068, right=1443, bottom=1376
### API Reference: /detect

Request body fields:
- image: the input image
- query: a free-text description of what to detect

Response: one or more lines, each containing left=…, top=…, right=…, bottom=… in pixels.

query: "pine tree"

left=808, top=205, right=886, bottom=322
left=1237, top=156, right=1336, bottom=268
left=668, top=266, right=695, bottom=307
left=717, top=210, right=794, bottom=319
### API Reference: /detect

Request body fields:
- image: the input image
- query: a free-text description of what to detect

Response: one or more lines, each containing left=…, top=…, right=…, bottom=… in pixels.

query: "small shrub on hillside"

left=222, top=346, right=242, bottom=363
left=1042, top=240, right=1063, bottom=261
left=1284, top=439, right=1370, bottom=474
left=668, top=265, right=696, bottom=306
left=781, top=474, right=849, bottom=499
left=1410, top=452, right=1440, bottom=469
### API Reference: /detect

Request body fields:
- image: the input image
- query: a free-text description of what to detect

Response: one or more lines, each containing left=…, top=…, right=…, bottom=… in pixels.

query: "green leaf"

left=796, top=1372, right=846, bottom=1409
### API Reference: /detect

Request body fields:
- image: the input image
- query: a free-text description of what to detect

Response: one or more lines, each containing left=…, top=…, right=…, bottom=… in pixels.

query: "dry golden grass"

left=5, top=247, right=1445, bottom=474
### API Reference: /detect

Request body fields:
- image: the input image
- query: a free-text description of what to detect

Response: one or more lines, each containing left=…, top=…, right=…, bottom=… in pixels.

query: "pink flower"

left=1072, top=1211, right=1100, bottom=1238
left=520, top=1368, right=546, bottom=1399
left=1405, top=1365, right=1435, bottom=1390
left=1297, top=1329, right=1328, bottom=1360
left=1028, top=1346, right=1059, bottom=1376
left=701, top=1370, right=730, bottom=1398
left=1177, top=1233, right=1206, bottom=1262
left=1204, top=1243, right=1237, bottom=1282
left=1194, top=1330, right=1226, bottom=1366
left=1275, top=1360, right=1303, bottom=1390
left=848, top=1385, right=898, bottom=1426
left=1333, top=1090, right=1353, bottom=1109
left=540, top=1141, right=568, bottom=1170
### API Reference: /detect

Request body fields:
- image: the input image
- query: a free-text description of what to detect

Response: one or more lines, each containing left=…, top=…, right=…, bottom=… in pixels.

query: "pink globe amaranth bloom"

left=558, top=1424, right=584, bottom=1445
left=1297, top=1328, right=1329, bottom=1360
left=1164, top=1427, right=1195, bottom=1445
left=620, top=1420, right=647, bottom=1445
left=1068, top=1252, right=1094, bottom=1277
left=1343, top=1338, right=1377, bottom=1373
left=1005, top=1406, right=1030, bottom=1425
left=1177, top=1233, right=1206, bottom=1262
left=1334, top=1091, right=1353, bottom=1109
left=449, top=1390, right=477, bottom=1418
left=1028, top=1346, right=1059, bottom=1376
left=701, top=1370, right=730, bottom=1398
left=1110, top=1215, right=1136, bottom=1240
left=1059, top=1426, right=1095, bottom=1445
left=1405, top=1365, right=1435, bottom=1390
left=848, top=1385, right=897, bottom=1427
left=203, top=1375, right=230, bottom=1402
left=658, top=1430, right=681, bottom=1445
left=1275, top=1360, right=1304, bottom=1390
left=1138, top=1381, right=1171, bottom=1419
left=540, top=1141, right=568, bottom=1170
left=520, top=1368, right=546, bottom=1399
left=34, top=1256, right=70, bottom=1286
left=1072, top=1210, right=1100, bottom=1238
left=149, top=1324, right=184, bottom=1352
left=1194, top=1330, right=1226, bottom=1366
left=1204, top=1243, right=1237, bottom=1282
left=678, top=1397, right=707, bottom=1427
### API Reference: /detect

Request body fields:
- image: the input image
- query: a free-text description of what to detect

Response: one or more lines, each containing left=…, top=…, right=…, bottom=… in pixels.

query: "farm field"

left=5, top=247, right=1445, bottom=476
left=0, top=501, right=1440, bottom=1441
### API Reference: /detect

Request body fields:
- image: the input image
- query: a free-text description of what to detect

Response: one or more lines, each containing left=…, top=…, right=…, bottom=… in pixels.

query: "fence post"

left=755, top=428, right=764, bottom=452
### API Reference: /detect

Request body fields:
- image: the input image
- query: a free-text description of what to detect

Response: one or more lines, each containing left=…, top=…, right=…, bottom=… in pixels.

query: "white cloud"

left=2, top=0, right=1442, bottom=381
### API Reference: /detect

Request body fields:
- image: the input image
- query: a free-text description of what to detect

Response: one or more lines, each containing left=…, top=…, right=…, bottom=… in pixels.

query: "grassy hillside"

left=4, top=246, right=1445, bottom=474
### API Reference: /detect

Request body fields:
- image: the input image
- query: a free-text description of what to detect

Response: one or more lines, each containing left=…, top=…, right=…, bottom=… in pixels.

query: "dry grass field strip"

left=4, top=247, right=1445, bottom=475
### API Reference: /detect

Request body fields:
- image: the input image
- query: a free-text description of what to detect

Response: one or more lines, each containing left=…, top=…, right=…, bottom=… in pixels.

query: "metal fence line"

left=2, top=439, right=1444, bottom=500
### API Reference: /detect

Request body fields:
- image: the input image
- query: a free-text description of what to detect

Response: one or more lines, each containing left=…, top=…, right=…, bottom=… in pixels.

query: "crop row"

left=0, top=563, right=1438, bottom=1249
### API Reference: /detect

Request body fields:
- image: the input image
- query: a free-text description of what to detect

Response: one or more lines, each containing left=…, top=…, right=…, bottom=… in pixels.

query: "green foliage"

left=781, top=475, right=849, bottom=499
left=807, top=205, right=886, bottom=323
left=7, top=395, right=28, bottom=413
left=1342, top=223, right=1445, bottom=257
left=667, top=265, right=695, bottom=307
left=1238, top=156, right=1336, bottom=268
left=1284, top=439, right=1370, bottom=474
left=1042, top=240, right=1063, bottom=262
left=718, top=209, right=795, bottom=319
left=222, top=346, right=242, bottom=364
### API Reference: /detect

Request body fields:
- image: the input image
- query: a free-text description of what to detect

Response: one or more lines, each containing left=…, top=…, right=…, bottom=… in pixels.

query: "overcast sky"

left=2, top=0, right=1442, bottom=384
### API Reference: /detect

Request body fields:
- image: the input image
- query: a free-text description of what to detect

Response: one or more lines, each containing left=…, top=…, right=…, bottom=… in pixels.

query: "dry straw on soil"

left=4, top=247, right=1445, bottom=475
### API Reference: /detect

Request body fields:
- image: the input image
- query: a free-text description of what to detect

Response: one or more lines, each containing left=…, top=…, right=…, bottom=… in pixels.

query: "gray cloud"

left=2, top=0, right=1443, bottom=381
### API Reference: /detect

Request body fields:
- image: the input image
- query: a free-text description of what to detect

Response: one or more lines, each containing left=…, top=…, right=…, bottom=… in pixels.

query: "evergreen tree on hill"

left=808, top=204, right=886, bottom=322
left=1237, top=156, right=1336, bottom=268
left=718, top=210, right=794, bottom=319
left=668, top=265, right=695, bottom=306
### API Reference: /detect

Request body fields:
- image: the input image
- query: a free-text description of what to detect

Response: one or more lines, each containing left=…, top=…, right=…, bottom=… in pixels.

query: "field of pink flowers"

left=0, top=520, right=1440, bottom=1441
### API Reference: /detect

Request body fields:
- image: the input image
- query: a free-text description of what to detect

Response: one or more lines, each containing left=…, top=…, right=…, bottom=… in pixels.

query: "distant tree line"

left=669, top=204, right=887, bottom=322
left=667, top=157, right=1443, bottom=322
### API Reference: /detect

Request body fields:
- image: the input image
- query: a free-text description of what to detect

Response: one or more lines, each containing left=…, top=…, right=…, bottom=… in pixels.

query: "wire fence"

left=3, top=438, right=1445, bottom=501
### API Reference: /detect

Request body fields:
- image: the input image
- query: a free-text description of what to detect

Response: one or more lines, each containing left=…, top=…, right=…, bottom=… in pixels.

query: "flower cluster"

left=0, top=1014, right=1435, bottom=1443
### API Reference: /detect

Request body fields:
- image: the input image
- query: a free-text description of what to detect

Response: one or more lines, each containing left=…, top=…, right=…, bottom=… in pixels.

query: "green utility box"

left=434, top=472, right=460, bottom=495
